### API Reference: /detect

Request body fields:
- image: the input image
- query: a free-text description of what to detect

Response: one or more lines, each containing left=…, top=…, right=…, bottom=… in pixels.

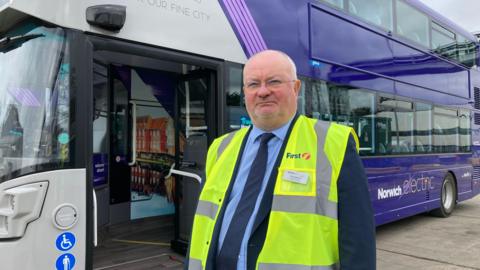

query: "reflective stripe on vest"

left=195, top=200, right=219, bottom=220
left=217, top=131, right=236, bottom=161
left=188, top=258, right=203, bottom=270
left=188, top=116, right=356, bottom=269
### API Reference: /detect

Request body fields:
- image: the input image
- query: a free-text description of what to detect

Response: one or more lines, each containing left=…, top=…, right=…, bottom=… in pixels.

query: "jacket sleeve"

left=338, top=135, right=376, bottom=270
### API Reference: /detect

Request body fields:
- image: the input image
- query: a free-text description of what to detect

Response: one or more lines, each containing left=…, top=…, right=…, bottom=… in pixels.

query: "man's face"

left=243, top=52, right=300, bottom=131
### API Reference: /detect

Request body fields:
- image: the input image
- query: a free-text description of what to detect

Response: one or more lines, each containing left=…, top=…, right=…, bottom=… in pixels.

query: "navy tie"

left=216, top=132, right=275, bottom=269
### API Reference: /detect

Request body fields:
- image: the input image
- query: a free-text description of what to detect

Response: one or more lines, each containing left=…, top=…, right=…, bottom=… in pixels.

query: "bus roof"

left=0, top=0, right=247, bottom=63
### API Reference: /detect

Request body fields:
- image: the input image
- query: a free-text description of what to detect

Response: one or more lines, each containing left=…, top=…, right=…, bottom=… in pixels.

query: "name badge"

left=283, top=170, right=309, bottom=185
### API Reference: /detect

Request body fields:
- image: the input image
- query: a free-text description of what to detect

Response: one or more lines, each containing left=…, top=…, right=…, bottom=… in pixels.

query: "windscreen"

left=0, top=22, right=71, bottom=182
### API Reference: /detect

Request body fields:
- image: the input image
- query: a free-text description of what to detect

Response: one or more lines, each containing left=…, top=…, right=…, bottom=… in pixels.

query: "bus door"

left=92, top=51, right=214, bottom=267
left=171, top=70, right=214, bottom=253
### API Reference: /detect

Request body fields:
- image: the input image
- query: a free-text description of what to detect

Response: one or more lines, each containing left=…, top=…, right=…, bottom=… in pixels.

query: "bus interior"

left=91, top=46, right=215, bottom=269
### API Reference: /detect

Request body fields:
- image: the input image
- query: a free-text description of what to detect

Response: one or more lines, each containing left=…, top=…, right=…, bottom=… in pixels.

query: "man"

left=187, top=50, right=375, bottom=269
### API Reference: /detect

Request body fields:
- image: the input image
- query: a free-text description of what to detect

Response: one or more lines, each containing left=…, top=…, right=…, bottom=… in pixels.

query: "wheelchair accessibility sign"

left=56, top=232, right=76, bottom=252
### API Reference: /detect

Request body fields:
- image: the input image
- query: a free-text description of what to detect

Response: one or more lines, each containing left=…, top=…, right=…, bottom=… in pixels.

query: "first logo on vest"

left=286, top=152, right=311, bottom=160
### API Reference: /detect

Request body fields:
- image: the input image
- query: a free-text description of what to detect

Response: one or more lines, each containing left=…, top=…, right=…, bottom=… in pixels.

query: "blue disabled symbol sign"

left=56, top=232, right=76, bottom=252
left=56, top=253, right=76, bottom=270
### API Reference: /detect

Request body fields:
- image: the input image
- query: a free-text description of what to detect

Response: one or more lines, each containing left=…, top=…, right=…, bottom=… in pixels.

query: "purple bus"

left=221, top=0, right=480, bottom=226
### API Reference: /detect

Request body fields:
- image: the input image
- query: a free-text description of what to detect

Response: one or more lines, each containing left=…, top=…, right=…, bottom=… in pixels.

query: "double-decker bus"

left=0, top=0, right=479, bottom=269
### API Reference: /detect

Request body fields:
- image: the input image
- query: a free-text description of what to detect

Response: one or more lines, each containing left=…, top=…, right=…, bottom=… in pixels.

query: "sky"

left=419, top=0, right=480, bottom=33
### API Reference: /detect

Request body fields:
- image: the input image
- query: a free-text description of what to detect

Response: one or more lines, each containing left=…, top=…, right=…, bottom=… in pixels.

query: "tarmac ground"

left=376, top=195, right=480, bottom=270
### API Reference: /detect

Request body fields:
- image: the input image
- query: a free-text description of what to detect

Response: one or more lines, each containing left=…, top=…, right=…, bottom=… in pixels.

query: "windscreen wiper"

left=0, top=34, right=44, bottom=53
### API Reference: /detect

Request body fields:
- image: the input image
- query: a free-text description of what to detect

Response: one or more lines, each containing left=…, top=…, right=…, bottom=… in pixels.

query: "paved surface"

left=377, top=195, right=480, bottom=270
left=97, top=196, right=480, bottom=269
left=93, top=215, right=184, bottom=270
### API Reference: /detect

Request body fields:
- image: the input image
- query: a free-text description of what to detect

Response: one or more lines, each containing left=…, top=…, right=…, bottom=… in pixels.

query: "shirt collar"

left=250, top=116, right=294, bottom=142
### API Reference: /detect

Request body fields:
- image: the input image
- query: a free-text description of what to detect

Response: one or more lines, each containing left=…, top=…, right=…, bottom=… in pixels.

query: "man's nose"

left=257, top=83, right=271, bottom=97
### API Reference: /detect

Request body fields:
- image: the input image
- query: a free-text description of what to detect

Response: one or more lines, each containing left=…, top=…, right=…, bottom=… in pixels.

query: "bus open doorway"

left=91, top=47, right=215, bottom=269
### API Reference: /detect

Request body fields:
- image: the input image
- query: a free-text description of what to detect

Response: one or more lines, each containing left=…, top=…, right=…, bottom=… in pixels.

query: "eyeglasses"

left=244, top=79, right=296, bottom=91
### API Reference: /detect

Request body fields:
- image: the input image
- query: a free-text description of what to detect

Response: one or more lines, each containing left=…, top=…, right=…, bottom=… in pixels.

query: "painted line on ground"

left=111, top=239, right=171, bottom=246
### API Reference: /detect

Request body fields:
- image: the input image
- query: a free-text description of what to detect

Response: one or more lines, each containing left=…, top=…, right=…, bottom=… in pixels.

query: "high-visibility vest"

left=188, top=115, right=358, bottom=270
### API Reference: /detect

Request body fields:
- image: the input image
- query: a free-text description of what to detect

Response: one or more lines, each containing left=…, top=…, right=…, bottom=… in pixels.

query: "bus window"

left=457, top=35, right=477, bottom=68
left=433, top=107, right=459, bottom=153
left=226, top=65, right=246, bottom=131
left=376, top=96, right=395, bottom=154
left=304, top=78, right=376, bottom=154
left=325, top=85, right=352, bottom=124
left=394, top=100, right=414, bottom=153
left=309, top=79, right=331, bottom=121
left=396, top=0, right=430, bottom=47
left=0, top=24, right=71, bottom=182
left=348, top=0, right=393, bottom=31
left=309, top=84, right=393, bottom=156
left=431, top=22, right=457, bottom=60
left=414, top=102, right=433, bottom=153
left=345, top=90, right=375, bottom=155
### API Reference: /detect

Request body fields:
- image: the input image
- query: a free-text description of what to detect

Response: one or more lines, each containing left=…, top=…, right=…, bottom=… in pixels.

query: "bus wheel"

left=431, top=173, right=456, bottom=217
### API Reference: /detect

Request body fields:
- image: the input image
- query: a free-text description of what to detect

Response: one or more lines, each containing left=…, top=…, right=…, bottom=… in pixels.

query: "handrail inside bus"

left=166, top=163, right=202, bottom=184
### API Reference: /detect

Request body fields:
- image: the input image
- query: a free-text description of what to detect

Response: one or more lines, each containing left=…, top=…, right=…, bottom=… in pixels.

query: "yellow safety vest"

left=188, top=115, right=358, bottom=270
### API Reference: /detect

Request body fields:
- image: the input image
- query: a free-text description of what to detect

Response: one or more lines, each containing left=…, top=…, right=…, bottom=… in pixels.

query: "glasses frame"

left=243, top=79, right=297, bottom=91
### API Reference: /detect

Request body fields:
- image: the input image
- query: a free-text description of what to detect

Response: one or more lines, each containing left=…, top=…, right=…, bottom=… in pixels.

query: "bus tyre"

left=431, top=173, right=456, bottom=217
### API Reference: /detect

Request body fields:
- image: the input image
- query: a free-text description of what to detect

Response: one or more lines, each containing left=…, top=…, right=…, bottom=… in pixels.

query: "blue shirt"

left=217, top=118, right=293, bottom=270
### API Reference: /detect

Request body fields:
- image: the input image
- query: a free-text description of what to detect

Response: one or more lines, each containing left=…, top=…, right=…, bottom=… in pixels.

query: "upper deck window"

left=396, top=0, right=430, bottom=48
left=457, top=35, right=477, bottom=68
left=348, top=0, right=393, bottom=31
left=431, top=22, right=457, bottom=60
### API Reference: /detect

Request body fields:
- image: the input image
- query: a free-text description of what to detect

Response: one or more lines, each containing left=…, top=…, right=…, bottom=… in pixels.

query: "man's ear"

left=294, top=79, right=301, bottom=96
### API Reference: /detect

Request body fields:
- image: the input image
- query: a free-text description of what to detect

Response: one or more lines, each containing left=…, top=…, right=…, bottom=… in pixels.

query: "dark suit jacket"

left=187, top=121, right=376, bottom=270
